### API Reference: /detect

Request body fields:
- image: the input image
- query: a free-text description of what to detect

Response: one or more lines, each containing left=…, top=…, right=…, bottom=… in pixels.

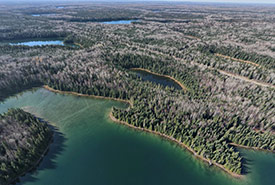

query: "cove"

left=0, top=88, right=274, bottom=185
left=101, top=20, right=139, bottom=24
left=131, top=68, right=183, bottom=90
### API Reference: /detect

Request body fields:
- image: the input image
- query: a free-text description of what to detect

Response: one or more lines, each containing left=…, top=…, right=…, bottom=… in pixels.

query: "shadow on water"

left=241, top=157, right=253, bottom=175
left=16, top=127, right=67, bottom=185
left=234, top=147, right=253, bottom=175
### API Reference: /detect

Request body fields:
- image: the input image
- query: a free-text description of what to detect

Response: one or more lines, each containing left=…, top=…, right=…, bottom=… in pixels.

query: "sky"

left=1, top=0, right=275, bottom=4
left=176, top=0, right=275, bottom=3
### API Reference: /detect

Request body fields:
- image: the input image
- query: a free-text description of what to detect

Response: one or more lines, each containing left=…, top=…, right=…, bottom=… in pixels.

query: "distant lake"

left=102, top=20, right=139, bottom=24
left=9, top=40, right=64, bottom=47
left=31, top=14, right=56, bottom=17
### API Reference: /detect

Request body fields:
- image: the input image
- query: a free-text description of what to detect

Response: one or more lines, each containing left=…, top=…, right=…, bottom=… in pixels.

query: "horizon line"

left=1, top=0, right=275, bottom=5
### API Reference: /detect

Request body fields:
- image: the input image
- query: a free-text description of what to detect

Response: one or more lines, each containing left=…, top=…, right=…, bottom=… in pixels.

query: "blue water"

left=102, top=20, right=139, bottom=24
left=31, top=14, right=56, bottom=17
left=1, top=88, right=274, bottom=185
left=9, top=40, right=64, bottom=46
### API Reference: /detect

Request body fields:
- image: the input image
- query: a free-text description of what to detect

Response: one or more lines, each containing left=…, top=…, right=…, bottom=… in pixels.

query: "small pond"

left=131, top=69, right=182, bottom=90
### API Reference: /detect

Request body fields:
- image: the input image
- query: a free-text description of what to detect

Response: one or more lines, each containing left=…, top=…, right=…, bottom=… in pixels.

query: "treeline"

left=0, top=109, right=53, bottom=184
left=112, top=99, right=274, bottom=175
left=112, top=106, right=246, bottom=174
left=0, top=31, right=68, bottom=42
left=57, top=8, right=140, bottom=23
left=0, top=78, right=42, bottom=102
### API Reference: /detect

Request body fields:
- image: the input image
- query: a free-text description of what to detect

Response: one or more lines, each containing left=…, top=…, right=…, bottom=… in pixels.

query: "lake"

left=131, top=68, right=182, bottom=90
left=31, top=14, right=56, bottom=17
left=0, top=88, right=274, bottom=185
left=9, top=40, right=64, bottom=47
left=102, top=20, right=139, bottom=24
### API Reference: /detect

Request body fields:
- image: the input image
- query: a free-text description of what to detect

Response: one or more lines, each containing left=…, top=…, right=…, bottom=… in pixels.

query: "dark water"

left=132, top=69, right=182, bottom=90
left=9, top=40, right=64, bottom=46
left=101, top=20, right=139, bottom=24
left=0, top=88, right=274, bottom=185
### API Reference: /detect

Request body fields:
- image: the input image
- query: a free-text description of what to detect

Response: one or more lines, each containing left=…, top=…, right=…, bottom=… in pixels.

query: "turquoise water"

left=0, top=88, right=274, bottom=185
left=9, top=40, right=64, bottom=46
left=102, top=20, right=139, bottom=24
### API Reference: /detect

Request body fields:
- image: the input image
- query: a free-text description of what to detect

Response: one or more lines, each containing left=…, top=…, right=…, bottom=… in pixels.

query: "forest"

left=0, top=109, right=53, bottom=185
left=0, top=1, right=274, bottom=179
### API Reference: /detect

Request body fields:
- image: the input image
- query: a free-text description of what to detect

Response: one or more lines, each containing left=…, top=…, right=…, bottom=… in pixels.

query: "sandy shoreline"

left=44, top=85, right=244, bottom=178
left=109, top=112, right=243, bottom=178
left=43, top=85, right=133, bottom=107
left=130, top=68, right=188, bottom=92
left=43, top=85, right=258, bottom=178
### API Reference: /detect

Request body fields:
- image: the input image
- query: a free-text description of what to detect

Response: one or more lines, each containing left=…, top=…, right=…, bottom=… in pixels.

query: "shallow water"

left=0, top=88, right=274, bottom=185
left=131, top=69, right=182, bottom=90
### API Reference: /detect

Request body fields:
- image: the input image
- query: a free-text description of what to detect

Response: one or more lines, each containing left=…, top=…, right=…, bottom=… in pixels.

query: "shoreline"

left=44, top=85, right=243, bottom=178
left=6, top=135, right=53, bottom=185
left=109, top=112, right=243, bottom=179
left=130, top=68, right=188, bottom=92
left=230, top=143, right=275, bottom=153
left=215, top=53, right=261, bottom=67
left=43, top=85, right=133, bottom=107
left=44, top=85, right=274, bottom=178
left=44, top=85, right=275, bottom=178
